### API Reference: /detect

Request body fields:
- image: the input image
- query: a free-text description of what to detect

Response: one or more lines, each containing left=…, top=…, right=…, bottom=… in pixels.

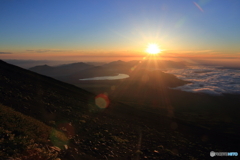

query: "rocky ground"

left=1, top=60, right=239, bottom=160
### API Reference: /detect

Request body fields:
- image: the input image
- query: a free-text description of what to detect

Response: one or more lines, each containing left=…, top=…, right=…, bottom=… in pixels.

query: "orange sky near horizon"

left=1, top=48, right=240, bottom=66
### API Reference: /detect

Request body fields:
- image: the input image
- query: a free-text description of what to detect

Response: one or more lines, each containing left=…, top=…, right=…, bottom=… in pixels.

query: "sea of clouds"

left=164, top=66, right=240, bottom=95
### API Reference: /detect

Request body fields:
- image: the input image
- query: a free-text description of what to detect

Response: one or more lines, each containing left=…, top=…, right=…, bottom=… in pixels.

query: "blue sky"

left=1, top=0, right=240, bottom=61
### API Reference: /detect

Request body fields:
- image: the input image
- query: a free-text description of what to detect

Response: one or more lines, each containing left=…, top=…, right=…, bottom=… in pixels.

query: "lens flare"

left=49, top=128, right=69, bottom=149
left=95, top=94, right=110, bottom=109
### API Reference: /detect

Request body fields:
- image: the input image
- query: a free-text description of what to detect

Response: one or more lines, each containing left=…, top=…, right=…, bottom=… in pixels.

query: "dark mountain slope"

left=1, top=60, right=101, bottom=159
left=128, top=68, right=189, bottom=87
left=29, top=62, right=94, bottom=77
left=1, top=60, right=240, bottom=159
left=0, top=60, right=96, bottom=124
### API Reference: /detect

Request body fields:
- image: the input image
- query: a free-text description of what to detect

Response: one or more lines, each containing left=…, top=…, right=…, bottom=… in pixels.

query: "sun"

left=146, top=43, right=161, bottom=55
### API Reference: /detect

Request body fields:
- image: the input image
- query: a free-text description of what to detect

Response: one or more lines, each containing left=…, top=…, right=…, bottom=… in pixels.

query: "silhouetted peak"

left=29, top=64, right=51, bottom=69
left=104, top=60, right=126, bottom=66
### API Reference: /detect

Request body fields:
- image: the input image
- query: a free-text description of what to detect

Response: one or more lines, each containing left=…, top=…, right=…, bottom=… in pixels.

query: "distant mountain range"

left=29, top=60, right=188, bottom=81
left=29, top=62, right=94, bottom=77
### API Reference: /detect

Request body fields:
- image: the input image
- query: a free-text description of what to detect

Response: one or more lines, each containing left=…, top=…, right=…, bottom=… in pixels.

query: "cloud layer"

left=165, top=66, right=240, bottom=95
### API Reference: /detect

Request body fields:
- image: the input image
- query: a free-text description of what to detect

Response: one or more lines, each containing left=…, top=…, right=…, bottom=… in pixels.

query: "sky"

left=1, top=0, right=240, bottom=62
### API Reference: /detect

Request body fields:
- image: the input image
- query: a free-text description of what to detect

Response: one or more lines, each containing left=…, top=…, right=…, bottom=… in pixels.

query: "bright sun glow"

left=146, top=44, right=161, bottom=55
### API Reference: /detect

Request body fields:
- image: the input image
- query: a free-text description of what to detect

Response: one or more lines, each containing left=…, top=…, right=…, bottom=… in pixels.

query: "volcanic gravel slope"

left=0, top=60, right=239, bottom=160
